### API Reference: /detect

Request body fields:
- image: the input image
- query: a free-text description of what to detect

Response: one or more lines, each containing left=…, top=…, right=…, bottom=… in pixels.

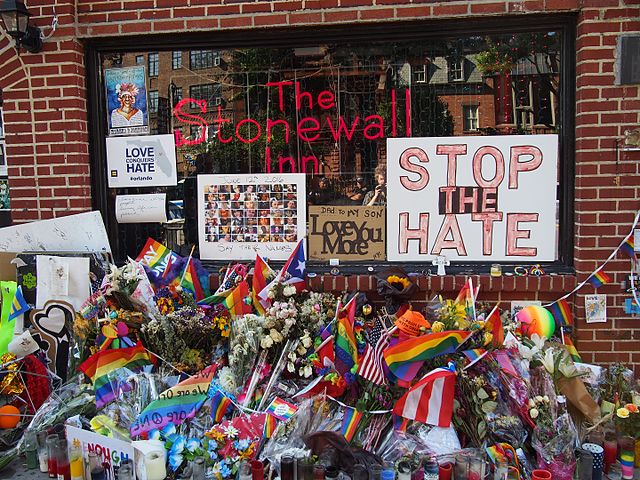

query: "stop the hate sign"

left=386, top=135, right=558, bottom=262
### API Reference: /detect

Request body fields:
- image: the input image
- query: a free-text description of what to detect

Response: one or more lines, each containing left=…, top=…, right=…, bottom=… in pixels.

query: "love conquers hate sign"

left=387, top=135, right=558, bottom=262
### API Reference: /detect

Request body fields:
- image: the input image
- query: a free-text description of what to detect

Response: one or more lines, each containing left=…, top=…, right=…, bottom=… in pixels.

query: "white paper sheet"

left=116, top=193, right=167, bottom=223
left=36, top=255, right=90, bottom=310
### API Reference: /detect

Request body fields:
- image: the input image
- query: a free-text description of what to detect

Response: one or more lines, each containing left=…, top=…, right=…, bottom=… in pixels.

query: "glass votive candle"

left=37, top=431, right=50, bottom=473
left=490, top=264, right=502, bottom=277
left=55, top=437, right=70, bottom=480
left=46, top=434, right=59, bottom=479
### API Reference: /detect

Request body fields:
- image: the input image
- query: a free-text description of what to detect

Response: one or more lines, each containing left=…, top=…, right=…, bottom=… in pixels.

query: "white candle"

left=144, top=451, right=166, bottom=480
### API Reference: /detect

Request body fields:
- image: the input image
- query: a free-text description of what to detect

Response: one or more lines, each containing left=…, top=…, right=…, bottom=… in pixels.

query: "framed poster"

left=106, top=134, right=177, bottom=188
left=104, top=66, right=149, bottom=137
left=387, top=135, right=558, bottom=262
left=198, top=174, right=306, bottom=260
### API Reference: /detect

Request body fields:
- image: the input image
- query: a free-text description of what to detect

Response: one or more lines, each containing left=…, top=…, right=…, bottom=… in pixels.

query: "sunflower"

left=387, top=275, right=411, bottom=290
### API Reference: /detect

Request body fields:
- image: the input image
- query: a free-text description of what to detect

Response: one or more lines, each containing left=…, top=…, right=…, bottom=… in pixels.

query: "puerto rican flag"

left=392, top=364, right=456, bottom=427
left=280, top=238, right=306, bottom=292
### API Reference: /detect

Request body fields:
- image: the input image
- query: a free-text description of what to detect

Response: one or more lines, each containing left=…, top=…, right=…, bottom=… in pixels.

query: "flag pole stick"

left=179, top=245, right=196, bottom=286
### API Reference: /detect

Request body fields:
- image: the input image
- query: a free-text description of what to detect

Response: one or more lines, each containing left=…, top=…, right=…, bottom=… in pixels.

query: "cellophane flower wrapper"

left=229, top=314, right=263, bottom=394
left=376, top=430, right=433, bottom=464
left=414, top=424, right=462, bottom=458
left=483, top=367, right=528, bottom=447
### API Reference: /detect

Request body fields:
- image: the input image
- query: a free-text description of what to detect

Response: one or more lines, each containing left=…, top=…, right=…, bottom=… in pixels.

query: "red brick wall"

left=1, top=0, right=639, bottom=367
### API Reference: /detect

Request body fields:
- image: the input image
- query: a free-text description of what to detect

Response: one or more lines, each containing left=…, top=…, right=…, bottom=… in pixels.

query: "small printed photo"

left=285, top=225, right=296, bottom=234
left=231, top=192, right=244, bottom=202
left=245, top=200, right=256, bottom=210
left=258, top=217, right=270, bottom=227
left=258, top=184, right=269, bottom=193
left=218, top=193, right=229, bottom=201
left=271, top=225, right=283, bottom=235
left=247, top=226, right=257, bottom=234
left=231, top=201, right=242, bottom=210
left=234, top=234, right=245, bottom=242
left=270, top=199, right=282, bottom=210
left=220, top=225, right=231, bottom=234
left=206, top=185, right=219, bottom=194
left=244, top=185, right=255, bottom=194
left=245, top=234, right=258, bottom=242
left=246, top=217, right=257, bottom=226
left=220, top=185, right=231, bottom=193
left=220, top=234, right=232, bottom=242
left=206, top=234, right=217, bottom=242
left=244, top=192, right=256, bottom=202
left=259, top=235, right=270, bottom=242
left=285, top=233, right=297, bottom=242
left=271, top=185, right=283, bottom=193
left=220, top=218, right=230, bottom=227
left=286, top=200, right=296, bottom=210
left=285, top=192, right=296, bottom=201
left=259, top=225, right=270, bottom=236
left=231, top=219, right=244, bottom=228
left=218, top=200, right=230, bottom=209
left=232, top=184, right=244, bottom=194
left=258, top=209, right=270, bottom=218
left=272, top=192, right=283, bottom=201
left=272, top=217, right=283, bottom=226
left=258, top=193, right=270, bottom=202
left=219, top=209, right=231, bottom=219
left=284, top=209, right=295, bottom=218
left=206, top=201, right=217, bottom=211
left=245, top=209, right=257, bottom=218
left=285, top=216, right=296, bottom=226
left=206, top=192, right=217, bottom=202
left=272, top=234, right=284, bottom=242
left=258, top=201, right=270, bottom=210
left=232, top=210, right=244, bottom=220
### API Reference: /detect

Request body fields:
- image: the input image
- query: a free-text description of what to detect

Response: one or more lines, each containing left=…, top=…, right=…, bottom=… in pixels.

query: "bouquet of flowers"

left=375, top=267, right=417, bottom=314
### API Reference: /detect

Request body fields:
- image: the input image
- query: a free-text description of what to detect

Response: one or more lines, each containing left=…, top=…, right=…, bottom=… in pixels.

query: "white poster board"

left=106, top=134, right=177, bottom=188
left=198, top=173, right=306, bottom=260
left=0, top=211, right=111, bottom=253
left=387, top=135, right=558, bottom=262
left=66, top=425, right=136, bottom=479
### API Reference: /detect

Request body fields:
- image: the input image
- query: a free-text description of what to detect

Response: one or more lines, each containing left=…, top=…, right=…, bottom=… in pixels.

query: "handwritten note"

left=115, top=193, right=167, bottom=223
left=0, top=211, right=111, bottom=253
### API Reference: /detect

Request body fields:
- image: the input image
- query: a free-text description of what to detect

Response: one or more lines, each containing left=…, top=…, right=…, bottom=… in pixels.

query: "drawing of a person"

left=111, top=82, right=144, bottom=128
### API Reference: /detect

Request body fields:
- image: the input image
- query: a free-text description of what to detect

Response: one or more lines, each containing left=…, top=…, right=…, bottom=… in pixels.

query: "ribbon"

left=0, top=282, right=18, bottom=355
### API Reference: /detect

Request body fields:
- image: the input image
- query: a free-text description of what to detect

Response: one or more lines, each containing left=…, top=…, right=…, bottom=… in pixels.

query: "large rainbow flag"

left=136, top=238, right=179, bottom=278
left=79, top=343, right=154, bottom=409
left=334, top=297, right=358, bottom=375
left=130, top=365, right=218, bottom=437
left=384, top=330, right=470, bottom=386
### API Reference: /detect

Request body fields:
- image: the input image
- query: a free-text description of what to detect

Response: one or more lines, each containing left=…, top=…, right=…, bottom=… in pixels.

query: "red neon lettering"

left=509, top=145, right=543, bottom=189
left=173, top=98, right=207, bottom=147
left=266, top=118, right=290, bottom=143
left=317, top=90, right=335, bottom=110
left=363, top=115, right=384, bottom=140
left=213, top=105, right=232, bottom=143
left=298, top=117, right=321, bottom=142
left=326, top=116, right=359, bottom=141
left=302, top=155, right=319, bottom=173
left=236, top=118, right=262, bottom=144
left=399, top=147, right=429, bottom=191
left=295, top=81, right=313, bottom=110
left=398, top=212, right=429, bottom=254
left=266, top=81, right=293, bottom=113
left=436, top=144, right=467, bottom=187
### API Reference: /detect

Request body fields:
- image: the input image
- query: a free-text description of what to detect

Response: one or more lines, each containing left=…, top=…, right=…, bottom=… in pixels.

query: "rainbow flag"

left=340, top=406, right=363, bottom=442
left=130, top=365, right=217, bottom=437
left=210, top=389, right=233, bottom=422
left=384, top=330, right=470, bottom=385
left=79, top=343, right=154, bottom=409
left=252, top=254, right=273, bottom=315
left=136, top=238, right=178, bottom=278
left=483, top=305, right=503, bottom=347
left=462, top=348, right=487, bottom=369
left=454, top=278, right=479, bottom=320
left=223, top=281, right=252, bottom=318
left=264, top=413, right=278, bottom=439
left=392, top=414, right=409, bottom=433
left=588, top=268, right=612, bottom=288
left=549, top=299, right=573, bottom=327
left=9, top=286, right=29, bottom=321
left=334, top=297, right=358, bottom=375
left=620, top=236, right=635, bottom=258
left=180, top=261, right=205, bottom=301
left=266, top=397, right=298, bottom=421
left=563, top=334, right=582, bottom=363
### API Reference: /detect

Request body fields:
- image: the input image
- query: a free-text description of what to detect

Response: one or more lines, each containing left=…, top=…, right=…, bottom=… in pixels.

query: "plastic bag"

left=416, top=425, right=461, bottom=458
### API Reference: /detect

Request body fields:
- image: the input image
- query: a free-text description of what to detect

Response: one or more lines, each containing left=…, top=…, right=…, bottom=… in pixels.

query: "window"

left=414, top=64, right=428, bottom=83
left=148, top=53, right=159, bottom=77
left=448, top=57, right=464, bottom=82
left=189, top=84, right=221, bottom=106
left=463, top=105, right=479, bottom=131
left=172, top=87, right=182, bottom=107
left=190, top=50, right=219, bottom=70
left=172, top=51, right=182, bottom=70
left=136, top=55, right=144, bottom=65
left=149, top=90, right=159, bottom=114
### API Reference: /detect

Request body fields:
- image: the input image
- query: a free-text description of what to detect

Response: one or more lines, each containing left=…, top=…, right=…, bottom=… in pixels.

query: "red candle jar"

left=604, top=435, right=618, bottom=473
left=438, top=463, right=452, bottom=480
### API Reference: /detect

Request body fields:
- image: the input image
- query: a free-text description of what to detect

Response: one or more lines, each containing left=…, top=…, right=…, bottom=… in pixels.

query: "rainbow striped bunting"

left=252, top=254, right=273, bottom=316
left=223, top=281, right=252, bottom=318
left=79, top=343, right=154, bottom=409
left=383, top=330, right=470, bottom=386
left=340, top=406, right=363, bottom=442
left=549, top=299, right=573, bottom=327
left=265, top=397, right=298, bottom=421
left=483, top=305, right=503, bottom=347
left=620, top=236, right=635, bottom=258
left=588, top=269, right=612, bottom=288
left=129, top=364, right=217, bottom=437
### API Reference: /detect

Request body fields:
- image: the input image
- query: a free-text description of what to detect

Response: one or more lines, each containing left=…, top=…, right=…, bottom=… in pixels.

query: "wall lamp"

left=0, top=0, right=43, bottom=53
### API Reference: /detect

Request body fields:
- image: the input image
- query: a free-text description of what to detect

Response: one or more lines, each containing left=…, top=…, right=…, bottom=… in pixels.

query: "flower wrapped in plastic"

left=375, top=267, right=417, bottom=315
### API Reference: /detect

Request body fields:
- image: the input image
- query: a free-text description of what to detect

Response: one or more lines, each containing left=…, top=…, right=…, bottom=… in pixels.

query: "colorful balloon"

left=516, top=305, right=555, bottom=339
left=0, top=405, right=21, bottom=429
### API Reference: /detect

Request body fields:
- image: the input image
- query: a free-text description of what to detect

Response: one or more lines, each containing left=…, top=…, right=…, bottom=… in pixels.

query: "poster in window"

left=0, top=143, right=6, bottom=176
left=104, top=66, right=150, bottom=137
left=387, top=134, right=558, bottom=262
left=198, top=174, right=306, bottom=260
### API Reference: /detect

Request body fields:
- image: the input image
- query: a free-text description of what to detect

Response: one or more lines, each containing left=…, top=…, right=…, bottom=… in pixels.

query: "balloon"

left=0, top=405, right=21, bottom=429
left=517, top=305, right=555, bottom=339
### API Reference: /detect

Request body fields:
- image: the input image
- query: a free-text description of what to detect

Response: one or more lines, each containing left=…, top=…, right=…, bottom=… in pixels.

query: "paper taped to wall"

left=116, top=193, right=167, bottom=223
left=0, top=211, right=111, bottom=253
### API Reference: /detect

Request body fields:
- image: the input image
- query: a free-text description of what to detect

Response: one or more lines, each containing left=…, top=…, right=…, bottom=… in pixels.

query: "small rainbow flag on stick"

left=210, top=390, right=233, bottom=422
left=588, top=269, right=612, bottom=288
left=264, top=413, right=278, bottom=439
left=620, top=236, right=635, bottom=258
left=341, top=406, right=363, bottom=442
left=562, top=329, right=582, bottom=363
left=223, top=281, right=252, bottom=318
left=265, top=397, right=298, bottom=421
left=549, top=299, right=574, bottom=327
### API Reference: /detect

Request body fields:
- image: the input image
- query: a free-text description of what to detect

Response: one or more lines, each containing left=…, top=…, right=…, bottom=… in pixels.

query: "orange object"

left=394, top=310, right=430, bottom=336
left=0, top=405, right=21, bottom=429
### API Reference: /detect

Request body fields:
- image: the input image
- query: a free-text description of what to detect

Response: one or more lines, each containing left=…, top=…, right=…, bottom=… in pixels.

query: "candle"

left=70, top=457, right=83, bottom=480
left=144, top=451, right=166, bottom=480
left=605, top=438, right=618, bottom=473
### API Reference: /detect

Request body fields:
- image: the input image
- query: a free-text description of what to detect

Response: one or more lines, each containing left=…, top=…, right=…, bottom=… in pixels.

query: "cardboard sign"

left=308, top=206, right=385, bottom=261
left=106, top=134, right=177, bottom=188
left=66, top=425, right=136, bottom=480
left=29, top=300, right=74, bottom=381
left=197, top=174, right=306, bottom=261
left=387, top=135, right=558, bottom=262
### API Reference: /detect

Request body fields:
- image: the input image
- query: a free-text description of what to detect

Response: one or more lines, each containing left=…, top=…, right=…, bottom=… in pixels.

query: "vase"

left=531, top=470, right=551, bottom=480
left=618, top=435, right=635, bottom=479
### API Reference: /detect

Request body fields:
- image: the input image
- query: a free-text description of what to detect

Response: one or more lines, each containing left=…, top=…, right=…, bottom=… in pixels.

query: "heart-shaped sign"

left=29, top=301, right=74, bottom=381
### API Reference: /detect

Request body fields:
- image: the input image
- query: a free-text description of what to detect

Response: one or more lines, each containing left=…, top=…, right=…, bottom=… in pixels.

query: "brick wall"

left=0, top=0, right=639, bottom=367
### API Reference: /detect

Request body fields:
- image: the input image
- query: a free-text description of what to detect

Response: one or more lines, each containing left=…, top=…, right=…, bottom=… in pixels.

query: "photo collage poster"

left=197, top=174, right=306, bottom=260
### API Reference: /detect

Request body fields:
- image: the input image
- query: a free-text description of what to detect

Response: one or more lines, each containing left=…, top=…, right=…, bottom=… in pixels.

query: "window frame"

left=462, top=104, right=479, bottom=132
left=448, top=57, right=464, bottom=82
left=148, top=52, right=159, bottom=77
left=414, top=64, right=428, bottom=84
left=148, top=90, right=159, bottom=114
left=85, top=15, right=576, bottom=273
left=172, top=51, right=182, bottom=70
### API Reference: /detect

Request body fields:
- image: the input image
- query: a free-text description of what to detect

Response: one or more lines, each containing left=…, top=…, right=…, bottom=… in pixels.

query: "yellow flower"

left=617, top=407, right=630, bottom=419
left=387, top=275, right=411, bottom=290
left=431, top=321, right=445, bottom=333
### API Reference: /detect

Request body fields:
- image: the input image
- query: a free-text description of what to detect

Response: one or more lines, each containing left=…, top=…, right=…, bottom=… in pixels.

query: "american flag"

left=357, top=319, right=391, bottom=385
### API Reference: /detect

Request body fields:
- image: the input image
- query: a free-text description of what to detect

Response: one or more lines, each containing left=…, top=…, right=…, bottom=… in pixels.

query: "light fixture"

left=0, top=0, right=43, bottom=53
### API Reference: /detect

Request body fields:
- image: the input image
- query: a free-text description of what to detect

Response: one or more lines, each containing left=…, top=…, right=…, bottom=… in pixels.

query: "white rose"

left=535, top=395, right=543, bottom=403
left=296, top=345, right=307, bottom=355
left=260, top=336, right=274, bottom=349
left=528, top=399, right=535, bottom=408
left=529, top=408, right=539, bottom=419
left=543, top=395, right=549, bottom=403
left=270, top=329, right=283, bottom=343
left=287, top=362, right=295, bottom=373
left=302, top=336, right=312, bottom=349
left=303, top=365, right=313, bottom=378
left=288, top=352, right=297, bottom=361
left=267, top=290, right=275, bottom=299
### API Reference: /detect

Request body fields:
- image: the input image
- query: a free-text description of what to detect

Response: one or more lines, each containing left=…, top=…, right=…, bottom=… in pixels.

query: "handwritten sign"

left=0, top=211, right=111, bottom=253
left=197, top=174, right=306, bottom=261
left=387, top=135, right=558, bottom=262
left=106, top=134, right=177, bottom=188
left=116, top=194, right=167, bottom=223
left=308, top=206, right=385, bottom=261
